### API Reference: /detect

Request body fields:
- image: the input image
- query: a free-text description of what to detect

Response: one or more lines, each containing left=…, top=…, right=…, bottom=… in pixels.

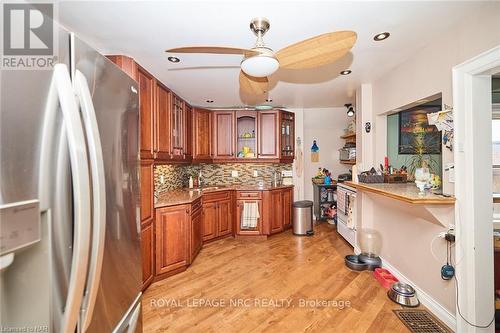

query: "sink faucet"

left=198, top=171, right=203, bottom=188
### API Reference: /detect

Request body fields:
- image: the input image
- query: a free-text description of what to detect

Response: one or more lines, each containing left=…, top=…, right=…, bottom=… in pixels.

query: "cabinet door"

left=279, top=111, right=295, bottom=161
left=155, top=83, right=171, bottom=160
left=217, top=200, right=233, bottom=237
left=155, top=206, right=189, bottom=275
left=269, top=190, right=283, bottom=233
left=106, top=55, right=137, bottom=81
left=140, top=160, right=154, bottom=225
left=258, top=110, right=279, bottom=158
left=192, top=108, right=212, bottom=161
left=137, top=67, right=155, bottom=159
left=282, top=188, right=293, bottom=228
left=184, top=104, right=192, bottom=159
left=190, top=209, right=203, bottom=263
left=171, top=94, right=185, bottom=158
left=236, top=199, right=262, bottom=235
left=213, top=111, right=235, bottom=159
left=202, top=202, right=218, bottom=241
left=141, top=223, right=154, bottom=289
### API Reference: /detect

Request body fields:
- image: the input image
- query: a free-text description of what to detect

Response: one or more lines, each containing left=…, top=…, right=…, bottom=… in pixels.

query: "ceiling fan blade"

left=166, top=46, right=259, bottom=57
left=239, top=71, right=268, bottom=95
left=276, top=31, right=357, bottom=70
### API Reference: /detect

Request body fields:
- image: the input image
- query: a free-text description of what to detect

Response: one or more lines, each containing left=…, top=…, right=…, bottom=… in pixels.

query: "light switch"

left=253, top=170, right=258, bottom=177
left=231, top=170, right=239, bottom=178
left=160, top=175, right=165, bottom=184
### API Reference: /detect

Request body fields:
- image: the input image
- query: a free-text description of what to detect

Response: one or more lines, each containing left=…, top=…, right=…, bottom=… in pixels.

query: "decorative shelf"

left=341, top=133, right=356, bottom=140
left=340, top=160, right=356, bottom=165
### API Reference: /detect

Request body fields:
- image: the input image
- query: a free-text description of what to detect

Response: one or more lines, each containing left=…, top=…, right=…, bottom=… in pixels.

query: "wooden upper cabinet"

left=171, top=94, right=185, bottom=159
left=106, top=55, right=137, bottom=81
left=213, top=111, right=235, bottom=159
left=137, top=67, right=155, bottom=159
left=279, top=111, right=295, bottom=162
left=184, top=104, right=193, bottom=160
left=155, top=205, right=189, bottom=276
left=192, top=108, right=212, bottom=162
left=258, top=110, right=279, bottom=159
left=155, top=83, right=171, bottom=160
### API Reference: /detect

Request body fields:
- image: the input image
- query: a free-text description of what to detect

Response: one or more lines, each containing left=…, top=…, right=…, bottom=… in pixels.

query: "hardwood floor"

left=142, top=223, right=411, bottom=332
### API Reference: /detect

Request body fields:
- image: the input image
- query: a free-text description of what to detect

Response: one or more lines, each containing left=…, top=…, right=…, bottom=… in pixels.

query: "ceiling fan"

left=166, top=17, right=357, bottom=95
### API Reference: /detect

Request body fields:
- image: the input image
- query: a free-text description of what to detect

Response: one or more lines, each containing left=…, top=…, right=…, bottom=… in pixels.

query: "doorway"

left=453, top=46, right=500, bottom=332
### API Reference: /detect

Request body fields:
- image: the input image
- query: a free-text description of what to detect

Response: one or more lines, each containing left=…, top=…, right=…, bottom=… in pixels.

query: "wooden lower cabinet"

left=282, top=188, right=293, bottom=228
left=202, top=191, right=233, bottom=241
left=269, top=190, right=284, bottom=234
left=155, top=205, right=189, bottom=276
left=201, top=202, right=218, bottom=241
left=140, top=222, right=154, bottom=290
left=190, top=204, right=203, bottom=263
left=235, top=199, right=262, bottom=235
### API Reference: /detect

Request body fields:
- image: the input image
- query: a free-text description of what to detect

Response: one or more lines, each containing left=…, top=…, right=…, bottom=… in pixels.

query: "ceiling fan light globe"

left=241, top=55, right=279, bottom=78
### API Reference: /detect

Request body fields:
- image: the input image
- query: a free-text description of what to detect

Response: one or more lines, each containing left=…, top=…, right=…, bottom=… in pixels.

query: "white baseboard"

left=381, top=258, right=457, bottom=332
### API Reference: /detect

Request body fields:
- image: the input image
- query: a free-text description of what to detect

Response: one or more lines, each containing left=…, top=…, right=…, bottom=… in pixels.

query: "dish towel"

left=242, top=202, right=260, bottom=229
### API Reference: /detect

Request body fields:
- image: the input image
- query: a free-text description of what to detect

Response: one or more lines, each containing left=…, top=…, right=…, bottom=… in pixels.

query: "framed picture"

left=398, top=106, right=442, bottom=154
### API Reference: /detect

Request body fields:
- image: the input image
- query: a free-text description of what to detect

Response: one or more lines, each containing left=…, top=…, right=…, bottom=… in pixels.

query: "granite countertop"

left=344, top=181, right=455, bottom=205
left=155, top=184, right=294, bottom=208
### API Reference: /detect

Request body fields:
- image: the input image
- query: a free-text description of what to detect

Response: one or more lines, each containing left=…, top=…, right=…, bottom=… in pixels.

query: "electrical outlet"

left=160, top=175, right=165, bottom=184
left=231, top=170, right=239, bottom=178
left=253, top=170, right=258, bottom=177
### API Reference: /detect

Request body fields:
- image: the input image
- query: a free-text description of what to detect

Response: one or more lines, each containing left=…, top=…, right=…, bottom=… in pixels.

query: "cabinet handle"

left=186, top=208, right=190, bottom=214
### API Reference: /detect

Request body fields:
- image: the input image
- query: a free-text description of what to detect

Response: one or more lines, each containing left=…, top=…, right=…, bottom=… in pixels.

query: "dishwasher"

left=336, top=183, right=357, bottom=247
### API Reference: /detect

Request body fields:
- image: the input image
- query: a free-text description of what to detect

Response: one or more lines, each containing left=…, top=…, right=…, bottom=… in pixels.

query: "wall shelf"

left=340, top=160, right=356, bottom=165
left=340, top=133, right=356, bottom=140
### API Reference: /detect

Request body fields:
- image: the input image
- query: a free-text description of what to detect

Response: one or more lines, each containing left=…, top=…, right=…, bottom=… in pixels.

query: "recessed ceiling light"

left=206, top=100, right=214, bottom=103
left=168, top=56, right=180, bottom=63
left=340, top=70, right=352, bottom=75
left=265, top=98, right=273, bottom=102
left=373, top=32, right=390, bottom=41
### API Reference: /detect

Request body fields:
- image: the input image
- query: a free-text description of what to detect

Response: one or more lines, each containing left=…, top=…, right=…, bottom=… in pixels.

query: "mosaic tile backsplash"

left=154, top=163, right=292, bottom=195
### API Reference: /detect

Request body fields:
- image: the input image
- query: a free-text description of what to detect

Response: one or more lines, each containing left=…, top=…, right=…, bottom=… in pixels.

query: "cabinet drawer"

left=191, top=198, right=202, bottom=214
left=236, top=191, right=262, bottom=200
left=203, top=190, right=231, bottom=203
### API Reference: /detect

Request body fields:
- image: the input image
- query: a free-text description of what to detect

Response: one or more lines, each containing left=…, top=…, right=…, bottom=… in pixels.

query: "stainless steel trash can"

left=293, top=200, right=314, bottom=236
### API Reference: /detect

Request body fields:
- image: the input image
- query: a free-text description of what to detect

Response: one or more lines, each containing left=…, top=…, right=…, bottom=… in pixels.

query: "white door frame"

left=453, top=45, right=500, bottom=332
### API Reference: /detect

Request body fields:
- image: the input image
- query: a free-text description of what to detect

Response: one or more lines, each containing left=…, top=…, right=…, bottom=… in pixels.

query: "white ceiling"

left=59, top=1, right=486, bottom=109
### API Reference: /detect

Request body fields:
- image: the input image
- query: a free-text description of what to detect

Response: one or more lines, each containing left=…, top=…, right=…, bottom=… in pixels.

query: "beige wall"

left=356, top=1, right=500, bottom=325
left=302, top=107, right=351, bottom=202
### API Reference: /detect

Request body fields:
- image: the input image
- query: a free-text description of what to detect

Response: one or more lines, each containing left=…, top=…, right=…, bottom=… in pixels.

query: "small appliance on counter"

left=281, top=170, right=293, bottom=186
left=337, top=172, right=352, bottom=183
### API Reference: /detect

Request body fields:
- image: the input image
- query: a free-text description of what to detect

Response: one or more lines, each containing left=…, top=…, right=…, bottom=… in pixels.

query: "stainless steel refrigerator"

left=0, top=22, right=142, bottom=333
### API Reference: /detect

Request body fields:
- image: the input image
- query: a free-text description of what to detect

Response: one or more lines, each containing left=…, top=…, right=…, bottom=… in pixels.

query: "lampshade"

left=241, top=55, right=279, bottom=78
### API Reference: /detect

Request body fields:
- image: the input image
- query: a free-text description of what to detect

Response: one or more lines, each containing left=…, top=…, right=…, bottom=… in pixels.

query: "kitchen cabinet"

left=236, top=193, right=262, bottom=235
left=213, top=111, right=235, bottom=159
left=269, top=190, right=284, bottom=234
left=279, top=111, right=295, bottom=162
left=235, top=111, right=257, bottom=160
left=137, top=66, right=156, bottom=159
left=189, top=199, right=203, bottom=263
left=185, top=104, right=193, bottom=160
left=282, top=187, right=293, bottom=228
left=155, top=82, right=171, bottom=160
left=106, top=55, right=137, bottom=81
left=155, top=205, right=189, bottom=276
left=202, top=191, right=233, bottom=241
left=140, top=160, right=154, bottom=226
left=171, top=93, right=186, bottom=160
left=140, top=223, right=154, bottom=290
left=257, top=110, right=279, bottom=159
left=192, top=108, right=212, bottom=162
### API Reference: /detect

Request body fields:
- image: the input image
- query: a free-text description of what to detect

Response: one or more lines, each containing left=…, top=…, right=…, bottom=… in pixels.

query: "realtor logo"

left=2, top=2, right=56, bottom=69
left=3, top=3, right=53, bottom=55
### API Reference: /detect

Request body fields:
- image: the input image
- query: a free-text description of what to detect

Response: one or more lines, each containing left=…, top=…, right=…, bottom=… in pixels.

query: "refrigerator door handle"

left=39, top=64, right=91, bottom=333
left=74, top=70, right=107, bottom=332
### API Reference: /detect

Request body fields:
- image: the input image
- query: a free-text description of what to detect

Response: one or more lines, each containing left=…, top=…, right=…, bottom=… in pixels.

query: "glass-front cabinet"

left=280, top=111, right=295, bottom=161
left=236, top=111, right=257, bottom=159
left=171, top=93, right=185, bottom=158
